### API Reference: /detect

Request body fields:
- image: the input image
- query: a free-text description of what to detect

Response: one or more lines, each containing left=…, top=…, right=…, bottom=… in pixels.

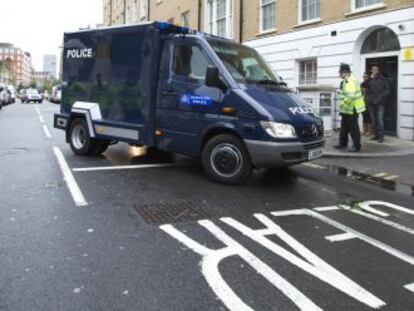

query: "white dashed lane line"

left=43, top=124, right=52, bottom=138
left=35, top=104, right=52, bottom=139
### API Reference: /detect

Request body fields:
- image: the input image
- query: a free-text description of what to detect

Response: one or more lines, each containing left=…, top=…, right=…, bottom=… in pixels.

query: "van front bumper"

left=244, top=139, right=325, bottom=168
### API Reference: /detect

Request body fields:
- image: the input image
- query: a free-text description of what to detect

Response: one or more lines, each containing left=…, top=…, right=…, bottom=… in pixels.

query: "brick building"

left=102, top=0, right=414, bottom=140
left=0, top=43, right=32, bottom=86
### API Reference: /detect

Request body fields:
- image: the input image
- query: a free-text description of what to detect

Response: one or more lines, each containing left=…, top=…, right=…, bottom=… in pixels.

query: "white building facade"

left=246, top=6, right=414, bottom=141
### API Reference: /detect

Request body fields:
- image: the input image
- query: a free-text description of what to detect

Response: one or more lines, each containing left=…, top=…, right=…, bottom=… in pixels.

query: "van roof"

left=64, top=21, right=227, bottom=41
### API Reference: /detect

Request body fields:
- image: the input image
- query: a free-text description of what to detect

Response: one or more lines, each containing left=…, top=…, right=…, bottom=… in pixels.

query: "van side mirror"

left=206, top=66, right=227, bottom=91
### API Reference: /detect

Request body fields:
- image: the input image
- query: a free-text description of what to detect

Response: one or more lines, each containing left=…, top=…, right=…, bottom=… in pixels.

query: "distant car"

left=50, top=86, right=62, bottom=104
left=23, top=89, right=43, bottom=104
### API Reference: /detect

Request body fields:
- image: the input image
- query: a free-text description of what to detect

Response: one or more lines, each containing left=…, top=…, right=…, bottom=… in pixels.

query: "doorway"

left=365, top=56, right=398, bottom=136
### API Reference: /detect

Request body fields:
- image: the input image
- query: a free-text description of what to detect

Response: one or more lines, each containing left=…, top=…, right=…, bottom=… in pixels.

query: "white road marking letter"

left=222, top=215, right=386, bottom=309
left=292, top=209, right=414, bottom=266
left=339, top=205, right=414, bottom=236
left=359, top=201, right=414, bottom=216
left=325, top=232, right=357, bottom=242
left=160, top=220, right=323, bottom=311
left=313, top=206, right=340, bottom=212
left=404, top=282, right=414, bottom=293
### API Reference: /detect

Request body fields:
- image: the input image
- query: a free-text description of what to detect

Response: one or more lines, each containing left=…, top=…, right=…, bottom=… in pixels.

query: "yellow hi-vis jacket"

left=339, top=75, right=366, bottom=115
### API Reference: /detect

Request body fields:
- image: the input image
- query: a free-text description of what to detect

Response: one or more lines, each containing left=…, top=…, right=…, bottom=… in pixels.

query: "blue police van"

left=54, top=22, right=324, bottom=184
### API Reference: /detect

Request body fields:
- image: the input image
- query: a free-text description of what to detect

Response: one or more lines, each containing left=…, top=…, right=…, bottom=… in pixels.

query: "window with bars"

left=354, top=0, right=383, bottom=10
left=300, top=0, right=320, bottom=22
left=260, top=0, right=276, bottom=32
left=299, top=59, right=317, bottom=85
left=181, top=11, right=190, bottom=27
left=206, top=0, right=233, bottom=39
left=216, top=0, right=227, bottom=37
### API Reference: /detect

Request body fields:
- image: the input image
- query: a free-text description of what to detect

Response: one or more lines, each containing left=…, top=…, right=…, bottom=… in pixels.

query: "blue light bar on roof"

left=155, top=22, right=190, bottom=34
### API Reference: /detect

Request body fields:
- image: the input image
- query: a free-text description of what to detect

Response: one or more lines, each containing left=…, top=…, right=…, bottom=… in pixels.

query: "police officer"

left=334, top=63, right=366, bottom=152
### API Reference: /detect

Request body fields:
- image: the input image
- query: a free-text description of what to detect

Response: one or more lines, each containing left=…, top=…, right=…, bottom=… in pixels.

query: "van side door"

left=156, top=38, right=223, bottom=155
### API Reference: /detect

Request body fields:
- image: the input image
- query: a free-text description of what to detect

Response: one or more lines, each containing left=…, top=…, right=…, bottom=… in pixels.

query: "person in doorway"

left=361, top=65, right=391, bottom=143
left=334, top=63, right=366, bottom=152
left=361, top=72, right=373, bottom=137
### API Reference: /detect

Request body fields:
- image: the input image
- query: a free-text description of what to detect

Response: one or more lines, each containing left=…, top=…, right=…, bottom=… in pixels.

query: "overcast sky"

left=0, top=0, right=102, bottom=72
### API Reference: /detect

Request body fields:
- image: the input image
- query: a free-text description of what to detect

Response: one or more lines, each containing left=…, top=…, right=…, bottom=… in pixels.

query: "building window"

left=299, top=0, right=320, bottom=22
left=361, top=27, right=400, bottom=54
left=299, top=59, right=317, bottom=85
left=181, top=11, right=190, bottom=27
left=140, top=0, right=148, bottom=20
left=260, top=0, right=276, bottom=32
left=206, top=0, right=233, bottom=39
left=353, top=0, right=383, bottom=10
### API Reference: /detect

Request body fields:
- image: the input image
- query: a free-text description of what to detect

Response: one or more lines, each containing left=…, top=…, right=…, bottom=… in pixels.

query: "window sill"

left=345, top=4, right=386, bottom=17
left=294, top=18, right=322, bottom=28
left=256, top=29, right=278, bottom=37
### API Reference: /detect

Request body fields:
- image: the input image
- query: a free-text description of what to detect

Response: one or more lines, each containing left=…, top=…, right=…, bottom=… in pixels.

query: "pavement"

left=1, top=101, right=414, bottom=311
left=320, top=131, right=414, bottom=191
left=323, top=132, right=414, bottom=158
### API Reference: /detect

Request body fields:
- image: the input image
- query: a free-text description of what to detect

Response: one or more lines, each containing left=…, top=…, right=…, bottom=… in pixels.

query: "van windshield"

left=208, top=39, right=283, bottom=86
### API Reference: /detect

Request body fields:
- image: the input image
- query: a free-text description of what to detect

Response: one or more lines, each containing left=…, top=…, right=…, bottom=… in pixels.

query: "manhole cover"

left=134, top=200, right=210, bottom=225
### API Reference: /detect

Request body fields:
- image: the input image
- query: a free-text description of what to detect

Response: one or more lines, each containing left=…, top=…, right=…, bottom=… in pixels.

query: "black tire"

left=91, top=140, right=110, bottom=155
left=68, top=118, right=108, bottom=156
left=202, top=134, right=252, bottom=185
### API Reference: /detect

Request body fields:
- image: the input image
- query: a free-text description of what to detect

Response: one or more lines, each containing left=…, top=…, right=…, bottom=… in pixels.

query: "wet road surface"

left=0, top=102, right=413, bottom=311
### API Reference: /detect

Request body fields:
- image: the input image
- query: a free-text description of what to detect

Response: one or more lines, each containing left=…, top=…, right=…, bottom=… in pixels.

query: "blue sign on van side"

left=180, top=94, right=213, bottom=106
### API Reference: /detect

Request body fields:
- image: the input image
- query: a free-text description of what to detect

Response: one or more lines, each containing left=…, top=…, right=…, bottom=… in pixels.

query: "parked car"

left=23, top=89, right=43, bottom=104
left=7, top=85, right=16, bottom=104
left=0, top=85, right=11, bottom=107
left=50, top=86, right=62, bottom=104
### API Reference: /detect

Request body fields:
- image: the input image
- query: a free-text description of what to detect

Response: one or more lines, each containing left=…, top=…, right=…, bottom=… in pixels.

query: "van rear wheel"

left=69, top=118, right=108, bottom=156
left=202, top=134, right=252, bottom=185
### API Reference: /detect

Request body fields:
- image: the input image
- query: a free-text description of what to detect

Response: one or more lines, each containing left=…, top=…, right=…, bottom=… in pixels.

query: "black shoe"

left=334, top=145, right=347, bottom=150
left=378, top=138, right=384, bottom=143
left=369, top=136, right=379, bottom=141
left=349, top=146, right=361, bottom=152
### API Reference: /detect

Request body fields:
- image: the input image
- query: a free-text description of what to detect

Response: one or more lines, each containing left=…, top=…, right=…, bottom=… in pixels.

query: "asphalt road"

left=0, top=101, right=413, bottom=311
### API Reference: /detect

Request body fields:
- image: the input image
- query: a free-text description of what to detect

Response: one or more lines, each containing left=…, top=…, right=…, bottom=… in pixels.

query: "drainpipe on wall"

left=123, top=0, right=127, bottom=24
left=239, top=0, right=243, bottom=43
left=198, top=0, right=202, bottom=31
left=147, top=0, right=150, bottom=21
left=109, top=0, right=113, bottom=25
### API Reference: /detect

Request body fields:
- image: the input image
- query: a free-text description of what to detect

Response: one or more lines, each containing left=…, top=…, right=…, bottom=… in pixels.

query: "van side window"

left=172, top=44, right=211, bottom=82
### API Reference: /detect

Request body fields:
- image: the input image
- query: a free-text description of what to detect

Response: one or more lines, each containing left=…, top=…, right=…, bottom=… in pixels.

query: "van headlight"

left=260, top=121, right=297, bottom=139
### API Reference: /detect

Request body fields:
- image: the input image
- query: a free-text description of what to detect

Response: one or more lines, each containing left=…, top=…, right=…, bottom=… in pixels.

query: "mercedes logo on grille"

left=311, top=124, right=318, bottom=136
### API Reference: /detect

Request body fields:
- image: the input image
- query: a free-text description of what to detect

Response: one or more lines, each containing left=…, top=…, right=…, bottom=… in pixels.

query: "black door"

left=366, top=56, right=398, bottom=135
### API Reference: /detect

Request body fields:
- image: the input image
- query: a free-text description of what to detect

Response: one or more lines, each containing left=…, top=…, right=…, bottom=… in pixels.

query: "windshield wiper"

left=256, top=79, right=287, bottom=86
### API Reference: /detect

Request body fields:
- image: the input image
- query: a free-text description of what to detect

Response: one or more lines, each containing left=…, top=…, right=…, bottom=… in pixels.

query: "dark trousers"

left=339, top=114, right=361, bottom=148
left=369, top=105, right=385, bottom=139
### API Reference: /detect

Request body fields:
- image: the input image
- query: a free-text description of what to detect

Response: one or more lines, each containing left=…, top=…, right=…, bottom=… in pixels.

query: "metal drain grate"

left=134, top=200, right=210, bottom=225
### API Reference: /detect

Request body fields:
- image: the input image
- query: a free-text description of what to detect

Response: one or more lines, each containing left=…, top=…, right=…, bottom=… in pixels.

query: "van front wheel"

left=202, top=134, right=252, bottom=185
